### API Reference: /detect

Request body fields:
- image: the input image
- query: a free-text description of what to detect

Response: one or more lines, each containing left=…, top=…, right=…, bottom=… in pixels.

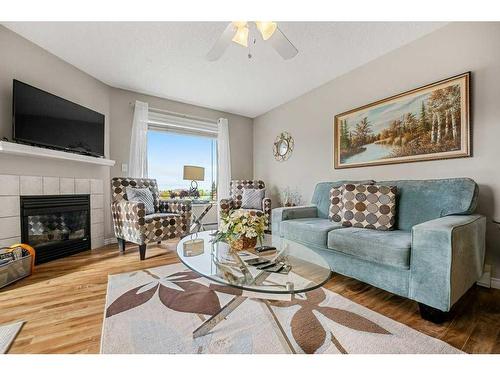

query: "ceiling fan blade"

left=269, top=27, right=298, bottom=60
left=206, top=23, right=237, bottom=61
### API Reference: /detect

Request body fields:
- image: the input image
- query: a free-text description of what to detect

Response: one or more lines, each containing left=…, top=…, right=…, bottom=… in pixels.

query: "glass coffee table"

left=176, top=230, right=331, bottom=353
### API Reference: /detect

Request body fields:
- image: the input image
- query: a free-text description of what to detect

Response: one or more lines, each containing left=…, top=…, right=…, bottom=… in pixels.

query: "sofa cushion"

left=341, top=184, right=397, bottom=231
left=327, top=228, right=411, bottom=269
left=377, top=178, right=478, bottom=231
left=280, top=218, right=342, bottom=247
left=144, top=213, right=180, bottom=223
left=312, top=180, right=375, bottom=219
left=237, top=208, right=264, bottom=215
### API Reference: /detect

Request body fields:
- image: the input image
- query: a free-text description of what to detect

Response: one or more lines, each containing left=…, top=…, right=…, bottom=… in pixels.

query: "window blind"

left=148, top=110, right=218, bottom=138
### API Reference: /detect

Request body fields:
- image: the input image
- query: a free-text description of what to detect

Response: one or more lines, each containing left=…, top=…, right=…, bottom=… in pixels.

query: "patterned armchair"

left=111, top=177, right=191, bottom=260
left=219, top=180, right=272, bottom=232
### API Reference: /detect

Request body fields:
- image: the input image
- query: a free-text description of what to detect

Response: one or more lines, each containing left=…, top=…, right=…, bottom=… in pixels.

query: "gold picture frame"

left=333, top=72, right=471, bottom=169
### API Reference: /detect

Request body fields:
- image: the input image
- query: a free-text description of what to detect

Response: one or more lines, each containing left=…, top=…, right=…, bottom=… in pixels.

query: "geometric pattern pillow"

left=126, top=187, right=155, bottom=215
left=111, top=177, right=160, bottom=212
left=231, top=180, right=266, bottom=209
left=328, top=186, right=344, bottom=222
left=328, top=180, right=375, bottom=222
left=241, top=188, right=265, bottom=210
left=341, top=184, right=397, bottom=231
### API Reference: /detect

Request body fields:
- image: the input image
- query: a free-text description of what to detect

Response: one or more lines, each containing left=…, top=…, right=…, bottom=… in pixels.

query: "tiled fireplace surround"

left=0, top=174, right=105, bottom=250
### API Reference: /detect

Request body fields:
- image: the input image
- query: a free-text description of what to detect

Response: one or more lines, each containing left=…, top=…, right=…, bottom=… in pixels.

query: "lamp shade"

left=183, top=165, right=205, bottom=181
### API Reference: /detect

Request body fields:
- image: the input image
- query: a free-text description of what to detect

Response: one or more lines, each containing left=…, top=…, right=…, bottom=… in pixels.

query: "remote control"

left=264, top=263, right=284, bottom=273
left=255, top=246, right=277, bottom=253
left=246, top=258, right=271, bottom=266
left=257, top=262, right=276, bottom=270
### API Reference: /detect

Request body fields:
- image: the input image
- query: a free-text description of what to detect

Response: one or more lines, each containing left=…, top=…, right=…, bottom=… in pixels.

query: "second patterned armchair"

left=219, top=180, right=272, bottom=232
left=111, top=177, right=191, bottom=260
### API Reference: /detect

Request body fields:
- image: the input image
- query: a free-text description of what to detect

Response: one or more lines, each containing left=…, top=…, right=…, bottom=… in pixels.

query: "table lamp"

left=183, top=165, right=205, bottom=192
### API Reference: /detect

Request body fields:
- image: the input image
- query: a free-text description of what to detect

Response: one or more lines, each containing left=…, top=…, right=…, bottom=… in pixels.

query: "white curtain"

left=217, top=118, right=231, bottom=221
left=128, top=100, right=149, bottom=178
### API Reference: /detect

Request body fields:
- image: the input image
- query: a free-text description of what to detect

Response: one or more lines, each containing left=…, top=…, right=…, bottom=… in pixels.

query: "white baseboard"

left=491, top=277, right=500, bottom=290
left=477, top=264, right=491, bottom=288
left=104, top=237, right=117, bottom=245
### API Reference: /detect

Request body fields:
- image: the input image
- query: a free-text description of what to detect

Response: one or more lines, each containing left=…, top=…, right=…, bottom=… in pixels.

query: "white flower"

left=217, top=209, right=266, bottom=242
left=245, top=228, right=257, bottom=238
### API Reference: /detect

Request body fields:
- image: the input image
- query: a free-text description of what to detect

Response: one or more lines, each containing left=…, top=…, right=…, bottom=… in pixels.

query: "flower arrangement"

left=213, top=210, right=268, bottom=250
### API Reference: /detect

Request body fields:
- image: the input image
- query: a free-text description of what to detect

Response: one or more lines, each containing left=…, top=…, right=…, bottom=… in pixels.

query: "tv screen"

left=13, top=80, right=105, bottom=157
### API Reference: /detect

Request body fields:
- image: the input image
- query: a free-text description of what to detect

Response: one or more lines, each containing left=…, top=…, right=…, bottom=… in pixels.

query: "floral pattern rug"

left=100, top=263, right=462, bottom=354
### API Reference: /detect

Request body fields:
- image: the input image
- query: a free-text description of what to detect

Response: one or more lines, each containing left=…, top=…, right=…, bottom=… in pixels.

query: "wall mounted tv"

left=12, top=80, right=105, bottom=157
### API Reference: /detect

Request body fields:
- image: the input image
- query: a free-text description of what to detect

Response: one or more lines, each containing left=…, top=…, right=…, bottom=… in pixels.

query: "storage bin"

left=0, top=254, right=33, bottom=289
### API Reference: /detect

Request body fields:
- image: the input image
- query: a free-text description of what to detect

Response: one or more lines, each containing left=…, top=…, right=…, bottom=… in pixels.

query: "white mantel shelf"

left=0, top=141, right=115, bottom=167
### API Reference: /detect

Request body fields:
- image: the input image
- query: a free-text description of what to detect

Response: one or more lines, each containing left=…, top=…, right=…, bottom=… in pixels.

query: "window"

left=147, top=111, right=217, bottom=201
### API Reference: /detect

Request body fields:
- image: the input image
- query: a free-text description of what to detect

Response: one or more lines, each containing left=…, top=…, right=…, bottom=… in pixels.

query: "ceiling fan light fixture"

left=231, top=25, right=249, bottom=47
left=232, top=21, right=247, bottom=29
left=207, top=21, right=297, bottom=61
left=255, top=21, right=277, bottom=40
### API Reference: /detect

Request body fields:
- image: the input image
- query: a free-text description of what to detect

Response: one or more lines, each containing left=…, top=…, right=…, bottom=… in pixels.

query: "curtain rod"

left=129, top=101, right=218, bottom=124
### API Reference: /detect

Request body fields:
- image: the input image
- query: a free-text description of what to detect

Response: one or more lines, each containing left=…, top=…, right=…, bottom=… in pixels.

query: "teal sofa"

left=272, top=178, right=486, bottom=322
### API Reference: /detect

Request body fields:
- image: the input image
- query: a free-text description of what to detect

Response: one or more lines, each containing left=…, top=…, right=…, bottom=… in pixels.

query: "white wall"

left=109, top=88, right=253, bottom=182
left=0, top=25, right=113, bottom=239
left=253, top=23, right=500, bottom=277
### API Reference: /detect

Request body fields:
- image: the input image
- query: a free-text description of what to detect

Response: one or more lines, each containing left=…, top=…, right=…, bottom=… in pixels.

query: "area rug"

left=0, top=321, right=24, bottom=354
left=101, top=263, right=462, bottom=354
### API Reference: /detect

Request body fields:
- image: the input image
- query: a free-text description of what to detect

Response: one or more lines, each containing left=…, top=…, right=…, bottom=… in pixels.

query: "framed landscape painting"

left=333, top=72, right=470, bottom=169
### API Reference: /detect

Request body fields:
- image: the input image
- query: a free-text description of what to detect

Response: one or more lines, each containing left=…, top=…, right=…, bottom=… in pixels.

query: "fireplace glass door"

left=27, top=211, right=88, bottom=247
left=20, top=195, right=91, bottom=264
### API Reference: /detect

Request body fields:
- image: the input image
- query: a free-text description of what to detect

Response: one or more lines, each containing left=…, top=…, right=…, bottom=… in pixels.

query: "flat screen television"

left=12, top=80, right=105, bottom=157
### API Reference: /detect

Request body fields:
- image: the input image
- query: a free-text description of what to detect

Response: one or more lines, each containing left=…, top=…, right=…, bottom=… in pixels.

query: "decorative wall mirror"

left=273, top=132, right=294, bottom=161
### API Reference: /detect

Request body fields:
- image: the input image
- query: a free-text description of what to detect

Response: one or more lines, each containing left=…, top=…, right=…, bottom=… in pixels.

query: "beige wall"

left=0, top=25, right=113, bottom=239
left=253, top=23, right=500, bottom=277
left=109, top=88, right=253, bottom=181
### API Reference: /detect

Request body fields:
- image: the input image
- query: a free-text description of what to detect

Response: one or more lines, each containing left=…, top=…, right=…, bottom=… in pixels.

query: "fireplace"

left=20, top=195, right=91, bottom=264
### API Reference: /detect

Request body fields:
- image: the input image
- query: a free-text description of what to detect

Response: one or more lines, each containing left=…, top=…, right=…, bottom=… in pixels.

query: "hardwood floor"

left=1, top=241, right=499, bottom=354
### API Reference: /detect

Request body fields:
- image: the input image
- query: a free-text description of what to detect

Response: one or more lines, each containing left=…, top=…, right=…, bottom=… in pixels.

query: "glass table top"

left=176, top=230, right=331, bottom=294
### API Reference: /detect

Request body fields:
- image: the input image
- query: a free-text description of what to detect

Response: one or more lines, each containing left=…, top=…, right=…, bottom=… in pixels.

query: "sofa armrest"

left=261, top=197, right=272, bottom=231
left=159, top=199, right=192, bottom=216
left=219, top=198, right=234, bottom=217
left=410, top=214, right=486, bottom=312
left=262, top=197, right=272, bottom=211
left=271, top=205, right=318, bottom=235
left=111, top=200, right=146, bottom=243
left=112, top=200, right=145, bottom=221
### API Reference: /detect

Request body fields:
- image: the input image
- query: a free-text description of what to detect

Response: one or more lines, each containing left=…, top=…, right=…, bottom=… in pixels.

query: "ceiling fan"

left=207, top=21, right=298, bottom=61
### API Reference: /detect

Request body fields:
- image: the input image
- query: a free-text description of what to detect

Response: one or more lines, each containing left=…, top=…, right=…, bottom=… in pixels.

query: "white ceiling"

left=3, top=22, right=445, bottom=118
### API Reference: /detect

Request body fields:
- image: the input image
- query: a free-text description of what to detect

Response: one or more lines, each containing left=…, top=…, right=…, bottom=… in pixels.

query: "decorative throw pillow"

left=329, top=180, right=375, bottom=222
left=126, top=187, right=155, bottom=215
left=341, top=184, right=397, bottom=230
left=328, top=186, right=344, bottom=222
left=241, top=189, right=265, bottom=210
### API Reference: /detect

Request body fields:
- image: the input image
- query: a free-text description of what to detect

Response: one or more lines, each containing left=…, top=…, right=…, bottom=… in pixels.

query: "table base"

left=193, top=294, right=296, bottom=354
